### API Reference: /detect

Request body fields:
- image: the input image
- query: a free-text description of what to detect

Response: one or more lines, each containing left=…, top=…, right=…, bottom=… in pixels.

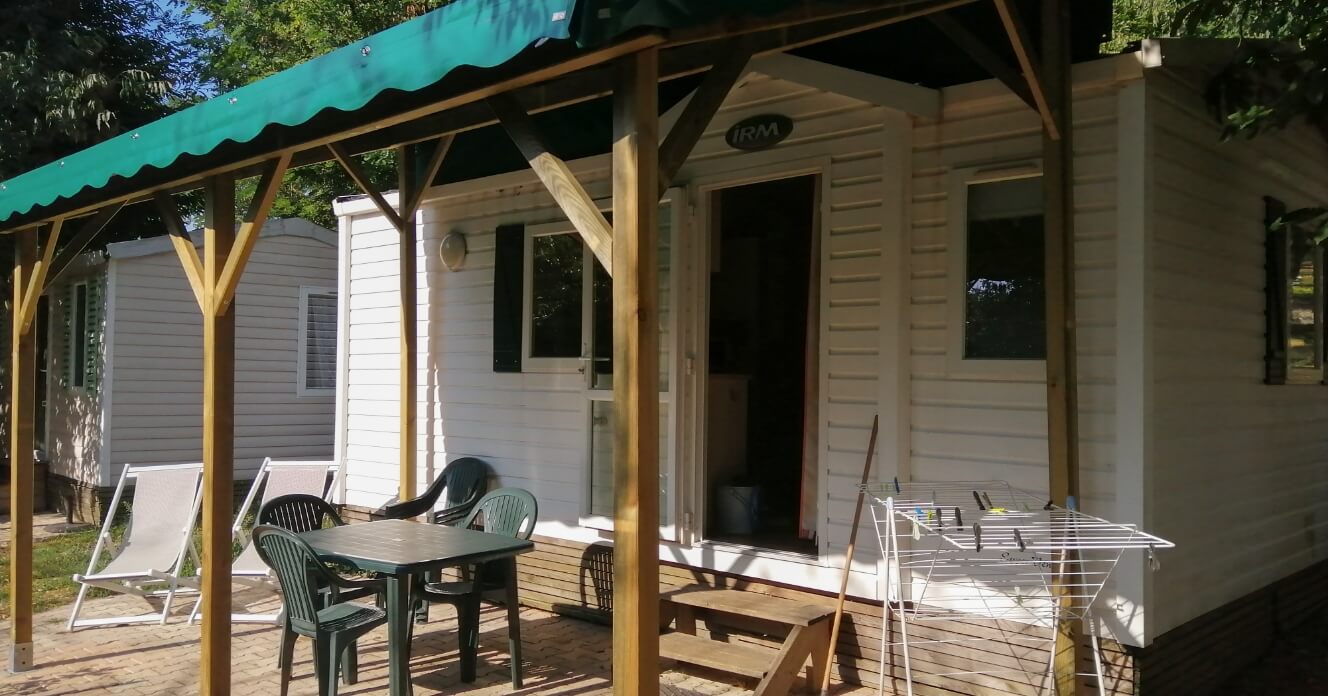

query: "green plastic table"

left=301, top=518, right=534, bottom=696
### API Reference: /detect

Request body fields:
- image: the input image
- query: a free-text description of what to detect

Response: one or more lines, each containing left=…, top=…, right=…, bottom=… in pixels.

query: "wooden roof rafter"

left=993, top=0, right=1060, bottom=140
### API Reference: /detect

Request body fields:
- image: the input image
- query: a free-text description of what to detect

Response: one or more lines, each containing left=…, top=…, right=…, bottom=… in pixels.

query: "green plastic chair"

left=380, top=456, right=490, bottom=525
left=252, top=524, right=387, bottom=696
left=415, top=487, right=537, bottom=687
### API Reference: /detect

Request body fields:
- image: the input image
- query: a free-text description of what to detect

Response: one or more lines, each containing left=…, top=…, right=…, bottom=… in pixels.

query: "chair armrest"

left=431, top=505, right=471, bottom=526
left=380, top=496, right=431, bottom=520
left=327, top=574, right=387, bottom=601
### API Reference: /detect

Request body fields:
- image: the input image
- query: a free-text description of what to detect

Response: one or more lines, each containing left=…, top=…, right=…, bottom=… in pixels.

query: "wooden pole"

left=7, top=228, right=37, bottom=673
left=1040, top=1, right=1087, bottom=693
left=611, top=47, right=660, bottom=696
left=819, top=415, right=879, bottom=696
left=397, top=145, right=419, bottom=503
left=199, top=174, right=236, bottom=696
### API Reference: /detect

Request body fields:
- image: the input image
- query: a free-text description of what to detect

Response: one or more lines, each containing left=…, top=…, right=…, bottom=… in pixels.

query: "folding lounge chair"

left=190, top=457, right=339, bottom=624
left=67, top=463, right=204, bottom=630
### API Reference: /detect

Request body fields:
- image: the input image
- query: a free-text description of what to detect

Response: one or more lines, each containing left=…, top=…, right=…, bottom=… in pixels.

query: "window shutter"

left=60, top=284, right=74, bottom=388
left=84, top=274, right=104, bottom=391
left=493, top=224, right=525, bottom=373
left=1265, top=196, right=1289, bottom=385
left=304, top=292, right=338, bottom=390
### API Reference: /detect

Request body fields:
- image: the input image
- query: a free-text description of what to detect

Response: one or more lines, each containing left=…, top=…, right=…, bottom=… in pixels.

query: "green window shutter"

left=1265, top=196, right=1289, bottom=385
left=60, top=284, right=74, bottom=388
left=493, top=224, right=525, bottom=373
left=84, top=274, right=105, bottom=391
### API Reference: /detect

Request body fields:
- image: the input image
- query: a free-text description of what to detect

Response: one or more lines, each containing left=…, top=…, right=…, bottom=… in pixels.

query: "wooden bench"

left=660, top=588, right=835, bottom=695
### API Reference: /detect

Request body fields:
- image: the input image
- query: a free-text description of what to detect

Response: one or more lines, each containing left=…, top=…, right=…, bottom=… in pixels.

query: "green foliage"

left=188, top=1, right=456, bottom=227
left=0, top=0, right=204, bottom=180
left=1110, top=1, right=1328, bottom=141
left=0, top=525, right=122, bottom=619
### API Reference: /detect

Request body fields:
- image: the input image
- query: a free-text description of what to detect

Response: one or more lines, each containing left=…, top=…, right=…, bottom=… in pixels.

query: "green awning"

left=0, top=0, right=835, bottom=227
left=0, top=0, right=578, bottom=224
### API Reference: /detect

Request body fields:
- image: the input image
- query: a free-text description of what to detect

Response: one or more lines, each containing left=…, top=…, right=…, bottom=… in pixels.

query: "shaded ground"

left=0, top=592, right=875, bottom=695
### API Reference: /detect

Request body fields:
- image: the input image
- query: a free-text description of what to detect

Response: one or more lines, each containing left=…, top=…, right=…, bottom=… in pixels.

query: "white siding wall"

left=46, top=265, right=106, bottom=484
left=1148, top=69, right=1328, bottom=636
left=342, top=74, right=894, bottom=594
left=909, top=72, right=1121, bottom=511
left=103, top=233, right=338, bottom=485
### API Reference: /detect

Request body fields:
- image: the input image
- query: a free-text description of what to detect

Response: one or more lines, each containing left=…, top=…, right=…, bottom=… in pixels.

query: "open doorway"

left=705, top=174, right=819, bottom=554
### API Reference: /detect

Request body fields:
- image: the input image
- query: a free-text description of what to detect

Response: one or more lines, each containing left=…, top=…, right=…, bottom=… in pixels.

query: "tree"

left=187, top=1, right=455, bottom=227
left=1111, top=1, right=1327, bottom=141
left=1, top=0, right=200, bottom=470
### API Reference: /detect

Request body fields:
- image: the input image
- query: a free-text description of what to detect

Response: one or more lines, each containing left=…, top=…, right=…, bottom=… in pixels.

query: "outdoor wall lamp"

left=439, top=231, right=467, bottom=270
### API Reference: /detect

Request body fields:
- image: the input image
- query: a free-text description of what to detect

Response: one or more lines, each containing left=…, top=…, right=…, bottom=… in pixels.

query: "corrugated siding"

left=908, top=82, right=1120, bottom=510
left=343, top=74, right=890, bottom=590
left=1147, top=69, right=1328, bottom=636
left=46, top=266, right=106, bottom=484
left=104, top=234, right=337, bottom=483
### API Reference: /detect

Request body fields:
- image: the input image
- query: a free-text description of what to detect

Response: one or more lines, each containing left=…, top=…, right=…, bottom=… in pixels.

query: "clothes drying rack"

left=863, top=480, right=1173, bottom=696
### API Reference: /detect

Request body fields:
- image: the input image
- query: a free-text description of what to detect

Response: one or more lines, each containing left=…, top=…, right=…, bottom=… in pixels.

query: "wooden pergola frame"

left=4, top=1, right=1084, bottom=693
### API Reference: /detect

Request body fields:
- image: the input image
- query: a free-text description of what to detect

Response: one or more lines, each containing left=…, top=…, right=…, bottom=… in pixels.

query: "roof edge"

left=106, top=217, right=336, bottom=259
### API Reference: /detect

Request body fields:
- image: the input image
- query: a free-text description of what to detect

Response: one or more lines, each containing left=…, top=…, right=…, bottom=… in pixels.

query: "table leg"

left=387, top=573, right=416, bottom=696
left=460, top=564, right=482, bottom=683
left=505, top=557, right=523, bottom=688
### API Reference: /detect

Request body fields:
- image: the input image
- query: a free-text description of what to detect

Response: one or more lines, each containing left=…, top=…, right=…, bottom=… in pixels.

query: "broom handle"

left=820, top=414, right=879, bottom=696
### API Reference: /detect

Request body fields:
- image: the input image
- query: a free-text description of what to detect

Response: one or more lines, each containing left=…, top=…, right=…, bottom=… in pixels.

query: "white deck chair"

left=67, top=463, right=204, bottom=630
left=189, top=457, right=339, bottom=624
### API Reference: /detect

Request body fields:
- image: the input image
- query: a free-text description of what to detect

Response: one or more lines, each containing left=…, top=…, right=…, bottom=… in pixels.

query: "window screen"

left=963, top=177, right=1046, bottom=360
left=303, top=291, right=337, bottom=391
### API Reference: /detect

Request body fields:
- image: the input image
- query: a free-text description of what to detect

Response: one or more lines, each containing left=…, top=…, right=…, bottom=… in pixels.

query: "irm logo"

left=725, top=114, right=793, bottom=151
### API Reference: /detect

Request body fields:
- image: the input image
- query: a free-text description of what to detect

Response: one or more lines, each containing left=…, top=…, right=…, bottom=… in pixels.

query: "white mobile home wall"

left=45, top=219, right=339, bottom=489
left=1143, top=67, right=1328, bottom=640
left=337, top=58, right=1144, bottom=634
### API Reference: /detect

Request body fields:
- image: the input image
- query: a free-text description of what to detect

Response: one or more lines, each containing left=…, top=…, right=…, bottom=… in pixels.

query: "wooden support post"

left=1039, top=1, right=1086, bottom=693
left=199, top=174, right=236, bottom=696
left=18, top=221, right=63, bottom=333
left=397, top=145, right=420, bottom=503
left=7, top=228, right=37, bottom=673
left=611, top=48, right=660, bottom=696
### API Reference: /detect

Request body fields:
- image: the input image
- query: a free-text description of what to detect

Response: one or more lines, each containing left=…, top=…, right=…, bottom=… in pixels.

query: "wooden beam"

left=489, top=92, right=615, bottom=275
left=402, top=135, right=454, bottom=221
left=328, top=143, right=405, bottom=231
left=994, top=0, right=1059, bottom=140
left=611, top=48, right=661, bottom=696
left=199, top=174, right=236, bottom=696
left=396, top=144, right=421, bottom=503
left=42, top=203, right=123, bottom=292
left=214, top=152, right=291, bottom=314
left=155, top=191, right=207, bottom=311
left=7, top=228, right=37, bottom=673
left=18, top=220, right=63, bottom=333
left=753, top=52, right=942, bottom=117
left=665, top=0, right=979, bottom=47
left=657, top=43, right=752, bottom=198
left=1039, top=1, right=1086, bottom=693
left=928, top=11, right=1036, bottom=109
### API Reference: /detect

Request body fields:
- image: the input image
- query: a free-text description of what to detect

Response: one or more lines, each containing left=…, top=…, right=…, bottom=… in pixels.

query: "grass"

left=0, top=524, right=123, bottom=620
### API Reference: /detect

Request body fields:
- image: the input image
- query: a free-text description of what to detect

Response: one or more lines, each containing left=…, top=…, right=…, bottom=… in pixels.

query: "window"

left=298, top=287, right=337, bottom=395
left=964, top=177, right=1045, bottom=359
left=1265, top=196, right=1327, bottom=385
left=64, top=278, right=102, bottom=390
left=1287, top=246, right=1322, bottom=379
left=71, top=283, right=88, bottom=388
left=947, top=169, right=1046, bottom=373
left=527, top=231, right=584, bottom=361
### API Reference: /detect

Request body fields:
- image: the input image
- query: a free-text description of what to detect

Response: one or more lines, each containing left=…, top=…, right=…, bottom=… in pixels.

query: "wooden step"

left=662, top=588, right=834, bottom=627
left=659, top=632, right=775, bottom=680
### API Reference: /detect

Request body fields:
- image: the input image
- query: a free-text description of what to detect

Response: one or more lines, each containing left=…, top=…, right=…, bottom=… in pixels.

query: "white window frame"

left=1286, top=244, right=1325, bottom=385
left=945, top=162, right=1047, bottom=378
left=578, top=191, right=684, bottom=541
left=69, top=280, right=89, bottom=389
left=297, top=285, right=338, bottom=397
left=521, top=223, right=590, bottom=373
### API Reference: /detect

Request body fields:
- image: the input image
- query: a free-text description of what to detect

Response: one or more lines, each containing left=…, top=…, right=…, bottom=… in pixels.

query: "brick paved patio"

left=0, top=589, right=875, bottom=695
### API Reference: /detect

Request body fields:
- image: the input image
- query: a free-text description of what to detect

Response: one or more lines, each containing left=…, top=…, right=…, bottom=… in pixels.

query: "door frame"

left=681, top=155, right=833, bottom=559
